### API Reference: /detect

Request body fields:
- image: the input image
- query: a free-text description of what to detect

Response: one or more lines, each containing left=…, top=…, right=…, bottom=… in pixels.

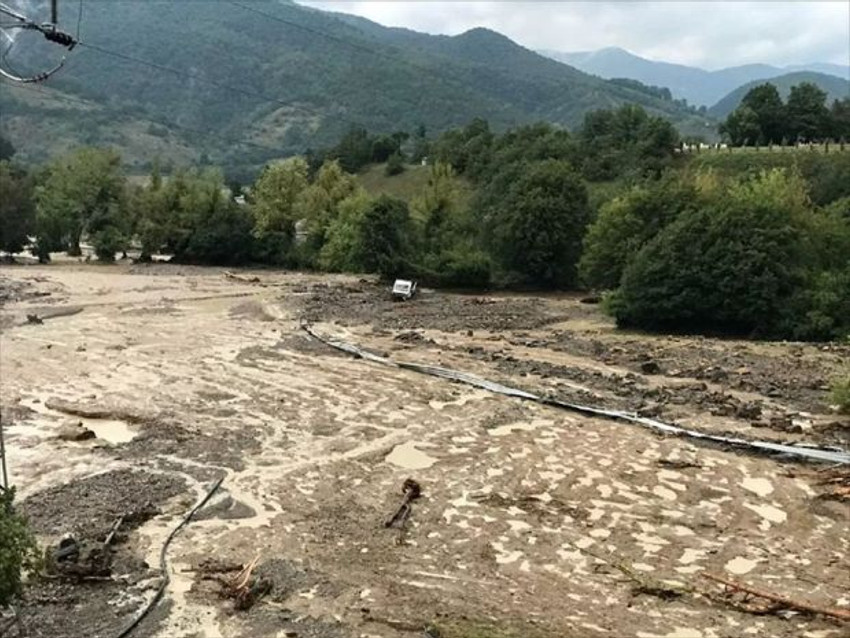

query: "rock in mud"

left=56, top=421, right=96, bottom=441
left=640, top=360, right=662, bottom=375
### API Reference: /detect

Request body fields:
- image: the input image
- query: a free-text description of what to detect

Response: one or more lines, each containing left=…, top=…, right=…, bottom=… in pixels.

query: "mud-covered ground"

left=1, top=263, right=848, bottom=638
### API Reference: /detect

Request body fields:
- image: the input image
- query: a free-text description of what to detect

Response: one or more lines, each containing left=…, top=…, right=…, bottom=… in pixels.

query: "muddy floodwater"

left=1, top=263, right=848, bottom=638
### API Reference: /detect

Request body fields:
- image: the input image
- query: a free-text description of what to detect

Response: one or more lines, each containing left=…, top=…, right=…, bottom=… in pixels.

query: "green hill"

left=0, top=0, right=712, bottom=172
left=709, top=72, right=850, bottom=118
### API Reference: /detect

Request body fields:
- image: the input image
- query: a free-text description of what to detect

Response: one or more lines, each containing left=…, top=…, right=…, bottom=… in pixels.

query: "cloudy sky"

left=299, top=1, right=850, bottom=70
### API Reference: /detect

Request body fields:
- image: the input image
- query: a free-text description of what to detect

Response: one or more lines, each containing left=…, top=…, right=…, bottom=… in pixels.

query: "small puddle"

left=385, top=441, right=437, bottom=469
left=19, top=395, right=139, bottom=444
left=84, top=419, right=137, bottom=444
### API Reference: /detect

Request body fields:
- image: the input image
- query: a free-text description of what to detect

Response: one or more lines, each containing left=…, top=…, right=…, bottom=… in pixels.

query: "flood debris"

left=814, top=466, right=850, bottom=501
left=216, top=556, right=273, bottom=611
left=47, top=536, right=113, bottom=580
left=700, top=572, right=850, bottom=621
left=114, top=476, right=223, bottom=638
left=384, top=478, right=422, bottom=537
left=224, top=270, right=261, bottom=284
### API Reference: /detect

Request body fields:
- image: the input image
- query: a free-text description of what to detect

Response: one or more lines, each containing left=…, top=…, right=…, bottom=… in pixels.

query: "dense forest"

left=3, top=101, right=849, bottom=343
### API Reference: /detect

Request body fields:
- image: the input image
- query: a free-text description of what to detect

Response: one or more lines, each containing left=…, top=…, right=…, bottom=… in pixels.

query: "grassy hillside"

left=356, top=163, right=474, bottom=210
left=686, top=147, right=850, bottom=205
left=709, top=72, right=850, bottom=118
left=0, top=0, right=713, bottom=171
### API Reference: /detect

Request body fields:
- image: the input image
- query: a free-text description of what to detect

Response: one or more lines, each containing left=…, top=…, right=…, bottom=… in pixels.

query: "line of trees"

left=2, top=101, right=849, bottom=342
left=720, top=82, right=850, bottom=146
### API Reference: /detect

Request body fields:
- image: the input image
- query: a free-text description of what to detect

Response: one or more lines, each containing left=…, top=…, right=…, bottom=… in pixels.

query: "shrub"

left=0, top=488, right=41, bottom=607
left=385, top=151, right=405, bottom=176
left=612, top=170, right=810, bottom=337
left=487, top=159, right=590, bottom=288
left=579, top=176, right=696, bottom=289
left=831, top=374, right=850, bottom=414
left=92, top=226, right=125, bottom=262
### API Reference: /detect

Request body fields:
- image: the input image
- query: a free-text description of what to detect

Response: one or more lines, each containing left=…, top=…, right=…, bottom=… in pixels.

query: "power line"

left=226, top=1, right=399, bottom=61
left=76, top=41, right=293, bottom=109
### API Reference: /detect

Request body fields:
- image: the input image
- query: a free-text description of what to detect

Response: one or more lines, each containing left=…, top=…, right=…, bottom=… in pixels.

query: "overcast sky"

left=299, top=1, right=850, bottom=70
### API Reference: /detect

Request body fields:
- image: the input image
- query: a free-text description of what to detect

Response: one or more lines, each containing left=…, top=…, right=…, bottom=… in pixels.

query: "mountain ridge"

left=0, top=0, right=712, bottom=171
left=709, top=71, right=850, bottom=118
left=541, top=47, right=850, bottom=106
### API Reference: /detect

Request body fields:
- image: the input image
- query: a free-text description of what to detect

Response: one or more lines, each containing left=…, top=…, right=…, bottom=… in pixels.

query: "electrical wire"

left=76, top=41, right=293, bottom=110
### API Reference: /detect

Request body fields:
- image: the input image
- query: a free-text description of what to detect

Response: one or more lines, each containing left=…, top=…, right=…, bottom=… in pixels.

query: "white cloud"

left=299, top=1, right=850, bottom=70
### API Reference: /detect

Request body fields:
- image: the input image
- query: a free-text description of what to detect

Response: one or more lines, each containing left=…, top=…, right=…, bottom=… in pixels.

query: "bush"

left=612, top=170, right=810, bottom=337
left=92, top=226, right=125, bottom=262
left=420, top=244, right=491, bottom=288
left=487, top=159, right=590, bottom=288
left=579, top=176, right=696, bottom=289
left=831, top=374, right=850, bottom=414
left=385, top=151, right=405, bottom=176
left=0, top=488, right=41, bottom=606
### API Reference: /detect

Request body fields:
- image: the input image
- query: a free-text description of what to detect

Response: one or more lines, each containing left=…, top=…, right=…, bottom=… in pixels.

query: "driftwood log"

left=701, top=572, right=850, bottom=621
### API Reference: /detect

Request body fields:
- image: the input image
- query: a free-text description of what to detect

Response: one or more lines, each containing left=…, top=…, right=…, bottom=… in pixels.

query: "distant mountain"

left=0, top=1, right=711, bottom=172
left=709, top=72, right=850, bottom=118
left=541, top=47, right=850, bottom=107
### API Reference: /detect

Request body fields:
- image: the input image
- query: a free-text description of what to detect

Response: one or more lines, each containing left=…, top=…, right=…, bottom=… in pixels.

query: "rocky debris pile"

left=21, top=469, right=186, bottom=538
left=298, top=282, right=564, bottom=332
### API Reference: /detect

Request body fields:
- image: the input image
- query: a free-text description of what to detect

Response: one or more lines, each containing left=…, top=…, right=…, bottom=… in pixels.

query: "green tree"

left=333, top=126, right=374, bottom=173
left=0, top=488, right=41, bottom=607
left=318, top=190, right=374, bottom=272
left=171, top=169, right=254, bottom=265
left=786, top=82, right=830, bottom=141
left=0, top=135, right=14, bottom=162
left=432, top=118, right=493, bottom=177
left=412, top=162, right=491, bottom=287
left=740, top=83, right=786, bottom=144
left=128, top=164, right=171, bottom=261
left=251, top=158, right=309, bottom=263
left=579, top=105, right=678, bottom=180
left=830, top=97, right=850, bottom=140
left=321, top=193, right=414, bottom=277
left=0, top=162, right=35, bottom=255
left=611, top=170, right=814, bottom=337
left=487, top=159, right=589, bottom=287
left=579, top=176, right=697, bottom=289
left=719, top=105, right=762, bottom=146
left=35, top=148, right=125, bottom=256
left=298, top=159, right=360, bottom=257
left=384, top=150, right=405, bottom=176
left=356, top=195, right=414, bottom=278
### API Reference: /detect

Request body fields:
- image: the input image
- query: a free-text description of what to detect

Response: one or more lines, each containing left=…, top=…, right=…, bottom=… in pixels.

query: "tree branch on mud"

left=700, top=572, right=850, bottom=621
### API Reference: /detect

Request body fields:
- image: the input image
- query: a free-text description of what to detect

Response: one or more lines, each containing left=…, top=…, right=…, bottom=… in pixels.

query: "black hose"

left=113, top=476, right=224, bottom=638
left=302, top=324, right=850, bottom=465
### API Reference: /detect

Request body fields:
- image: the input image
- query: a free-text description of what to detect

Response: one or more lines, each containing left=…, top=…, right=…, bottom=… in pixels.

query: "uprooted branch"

left=384, top=479, right=422, bottom=544
left=218, top=556, right=271, bottom=610
left=700, top=572, right=850, bottom=621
